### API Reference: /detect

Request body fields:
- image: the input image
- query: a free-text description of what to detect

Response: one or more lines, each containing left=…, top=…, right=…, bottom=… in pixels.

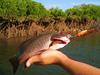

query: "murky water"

left=0, top=32, right=100, bottom=75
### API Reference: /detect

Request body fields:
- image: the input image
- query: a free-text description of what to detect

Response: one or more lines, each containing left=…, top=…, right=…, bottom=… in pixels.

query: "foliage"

left=0, top=0, right=49, bottom=21
left=0, top=0, right=100, bottom=22
left=49, top=8, right=66, bottom=18
left=65, top=4, right=100, bottom=21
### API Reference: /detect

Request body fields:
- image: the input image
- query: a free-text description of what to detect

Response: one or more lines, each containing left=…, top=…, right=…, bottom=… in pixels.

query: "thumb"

left=26, top=55, right=40, bottom=68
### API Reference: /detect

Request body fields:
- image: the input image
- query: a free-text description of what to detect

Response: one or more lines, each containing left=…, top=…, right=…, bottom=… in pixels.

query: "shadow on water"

left=0, top=32, right=100, bottom=75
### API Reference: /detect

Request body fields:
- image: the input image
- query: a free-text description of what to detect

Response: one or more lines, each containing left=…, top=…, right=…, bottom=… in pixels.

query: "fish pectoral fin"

left=49, top=42, right=53, bottom=47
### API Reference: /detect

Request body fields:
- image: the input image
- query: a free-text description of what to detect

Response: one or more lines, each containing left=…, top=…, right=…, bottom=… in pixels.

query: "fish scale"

left=18, top=34, right=52, bottom=63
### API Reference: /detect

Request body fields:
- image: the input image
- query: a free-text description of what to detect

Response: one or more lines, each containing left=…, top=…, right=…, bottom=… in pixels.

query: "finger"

left=26, top=55, right=40, bottom=68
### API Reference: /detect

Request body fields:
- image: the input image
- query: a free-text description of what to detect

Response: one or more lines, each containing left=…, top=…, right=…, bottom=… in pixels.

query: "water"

left=0, top=32, right=100, bottom=75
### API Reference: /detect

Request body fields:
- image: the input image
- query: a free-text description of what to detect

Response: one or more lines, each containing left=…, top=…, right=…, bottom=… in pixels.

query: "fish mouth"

left=51, top=38, right=67, bottom=44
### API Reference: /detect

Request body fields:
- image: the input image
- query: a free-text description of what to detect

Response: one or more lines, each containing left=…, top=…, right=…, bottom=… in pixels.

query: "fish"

left=76, top=29, right=98, bottom=37
left=76, top=30, right=88, bottom=37
left=9, top=32, right=71, bottom=74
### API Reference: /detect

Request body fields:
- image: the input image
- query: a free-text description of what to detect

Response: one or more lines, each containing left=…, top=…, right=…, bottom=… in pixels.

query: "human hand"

left=26, top=49, right=100, bottom=75
left=26, top=50, right=65, bottom=67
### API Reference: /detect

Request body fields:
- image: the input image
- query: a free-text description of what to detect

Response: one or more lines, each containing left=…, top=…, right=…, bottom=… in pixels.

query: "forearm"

left=58, top=54, right=100, bottom=75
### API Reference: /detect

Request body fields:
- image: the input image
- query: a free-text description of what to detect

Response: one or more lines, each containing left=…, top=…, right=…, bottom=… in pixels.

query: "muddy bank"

left=0, top=18, right=100, bottom=39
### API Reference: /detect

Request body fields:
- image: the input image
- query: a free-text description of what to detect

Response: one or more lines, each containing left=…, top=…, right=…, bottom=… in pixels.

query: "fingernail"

left=26, top=61, right=30, bottom=67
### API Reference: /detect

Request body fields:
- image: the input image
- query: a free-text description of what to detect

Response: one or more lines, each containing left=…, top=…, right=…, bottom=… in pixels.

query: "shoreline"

left=0, top=19, right=99, bottom=39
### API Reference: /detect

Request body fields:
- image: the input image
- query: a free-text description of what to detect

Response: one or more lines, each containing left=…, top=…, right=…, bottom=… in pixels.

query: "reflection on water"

left=0, top=32, right=100, bottom=75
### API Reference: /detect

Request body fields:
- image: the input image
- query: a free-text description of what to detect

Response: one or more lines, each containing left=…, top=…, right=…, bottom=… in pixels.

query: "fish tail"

left=9, top=56, right=19, bottom=74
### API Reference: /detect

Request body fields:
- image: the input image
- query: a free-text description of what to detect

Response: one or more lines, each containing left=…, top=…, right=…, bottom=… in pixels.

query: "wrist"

left=56, top=52, right=71, bottom=65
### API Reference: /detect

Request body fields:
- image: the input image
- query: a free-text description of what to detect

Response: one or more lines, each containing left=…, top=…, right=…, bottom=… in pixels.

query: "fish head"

left=50, top=32, right=72, bottom=49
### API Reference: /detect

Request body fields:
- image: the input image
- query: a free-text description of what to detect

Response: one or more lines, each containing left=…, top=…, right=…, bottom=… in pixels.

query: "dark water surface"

left=0, top=32, right=100, bottom=75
